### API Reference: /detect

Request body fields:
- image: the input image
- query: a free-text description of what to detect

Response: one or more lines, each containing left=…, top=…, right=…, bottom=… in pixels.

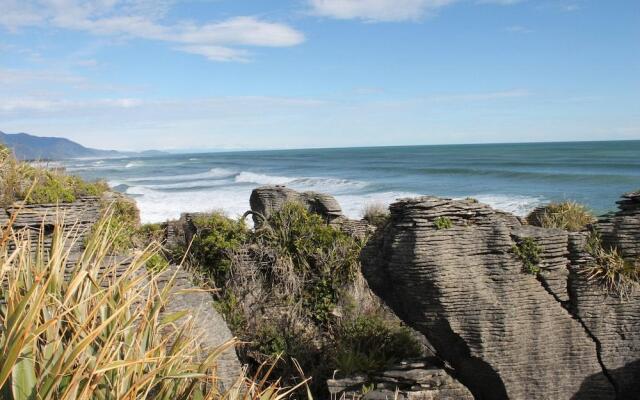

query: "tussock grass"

left=0, top=214, right=304, bottom=399
left=584, top=232, right=640, bottom=298
left=526, top=201, right=595, bottom=232
left=361, top=203, right=389, bottom=227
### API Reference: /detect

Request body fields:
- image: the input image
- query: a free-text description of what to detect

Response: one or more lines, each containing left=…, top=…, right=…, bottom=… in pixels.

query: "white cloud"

left=477, top=0, right=524, bottom=5
left=426, top=89, right=530, bottom=102
left=308, top=0, right=459, bottom=22
left=0, top=0, right=305, bottom=62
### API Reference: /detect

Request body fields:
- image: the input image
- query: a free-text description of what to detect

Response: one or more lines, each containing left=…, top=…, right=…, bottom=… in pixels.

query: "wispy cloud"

left=505, top=25, right=533, bottom=34
left=425, top=89, right=531, bottom=102
left=308, top=0, right=459, bottom=22
left=0, top=1, right=305, bottom=62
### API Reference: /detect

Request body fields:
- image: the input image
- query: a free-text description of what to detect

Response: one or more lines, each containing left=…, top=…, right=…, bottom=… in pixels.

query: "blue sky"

left=0, top=0, right=638, bottom=151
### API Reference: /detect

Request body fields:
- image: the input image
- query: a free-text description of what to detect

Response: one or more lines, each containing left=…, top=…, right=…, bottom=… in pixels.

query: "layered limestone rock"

left=154, top=265, right=242, bottom=390
left=327, top=359, right=473, bottom=400
left=361, top=196, right=625, bottom=399
left=249, top=185, right=344, bottom=225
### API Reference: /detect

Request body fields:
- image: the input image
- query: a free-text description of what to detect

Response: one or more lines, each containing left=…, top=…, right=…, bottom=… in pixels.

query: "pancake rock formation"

left=362, top=194, right=640, bottom=400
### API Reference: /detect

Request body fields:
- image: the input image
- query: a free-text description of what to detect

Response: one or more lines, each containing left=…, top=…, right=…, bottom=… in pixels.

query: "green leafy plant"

left=255, top=202, right=361, bottom=324
left=189, top=213, right=248, bottom=285
left=526, top=201, right=595, bottom=232
left=87, top=194, right=140, bottom=253
left=145, top=252, right=170, bottom=273
left=513, top=237, right=542, bottom=275
left=332, top=314, right=422, bottom=377
left=434, top=216, right=453, bottom=230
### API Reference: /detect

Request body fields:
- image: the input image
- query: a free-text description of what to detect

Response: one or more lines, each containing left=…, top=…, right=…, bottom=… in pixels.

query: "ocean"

left=63, top=141, right=640, bottom=224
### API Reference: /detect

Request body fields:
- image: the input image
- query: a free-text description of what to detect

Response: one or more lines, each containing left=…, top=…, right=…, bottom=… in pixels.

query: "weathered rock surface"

left=249, top=185, right=344, bottom=225
left=361, top=196, right=636, bottom=399
left=327, top=359, right=473, bottom=400
left=154, top=265, right=243, bottom=390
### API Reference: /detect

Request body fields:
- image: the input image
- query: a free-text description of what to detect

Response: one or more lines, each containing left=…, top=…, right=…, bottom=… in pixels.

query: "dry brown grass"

left=361, top=203, right=389, bottom=227
left=584, top=232, right=640, bottom=298
left=526, top=201, right=595, bottom=232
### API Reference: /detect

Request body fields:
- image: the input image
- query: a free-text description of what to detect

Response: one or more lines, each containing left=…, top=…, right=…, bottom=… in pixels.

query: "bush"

left=526, top=201, right=595, bottom=232
left=87, top=194, right=140, bottom=253
left=0, top=217, right=234, bottom=399
left=584, top=232, right=639, bottom=297
left=255, top=202, right=361, bottom=324
left=189, top=213, right=248, bottom=285
left=362, top=203, right=389, bottom=227
left=513, top=237, right=542, bottom=275
left=145, top=252, right=170, bottom=273
left=332, top=314, right=422, bottom=377
left=434, top=216, right=453, bottom=230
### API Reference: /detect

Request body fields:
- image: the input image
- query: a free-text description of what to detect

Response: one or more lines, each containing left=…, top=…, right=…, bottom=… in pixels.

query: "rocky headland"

left=2, top=161, right=638, bottom=399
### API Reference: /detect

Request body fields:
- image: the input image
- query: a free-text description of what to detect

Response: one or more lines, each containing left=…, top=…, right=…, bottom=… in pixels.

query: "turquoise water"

left=64, top=141, right=640, bottom=223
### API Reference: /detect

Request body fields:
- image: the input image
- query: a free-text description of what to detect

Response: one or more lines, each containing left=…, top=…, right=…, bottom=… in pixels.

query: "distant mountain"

left=0, top=131, right=165, bottom=160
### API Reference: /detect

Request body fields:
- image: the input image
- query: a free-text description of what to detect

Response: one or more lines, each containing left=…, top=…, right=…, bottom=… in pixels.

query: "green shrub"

left=434, top=216, right=453, bottom=230
left=333, top=314, right=422, bottom=377
left=145, top=252, right=170, bottom=273
left=362, top=203, right=389, bottom=227
left=513, top=237, right=542, bottom=275
left=190, top=213, right=248, bottom=285
left=87, top=195, right=140, bottom=253
left=526, top=201, right=595, bottom=232
left=584, top=232, right=639, bottom=297
left=256, top=202, right=361, bottom=324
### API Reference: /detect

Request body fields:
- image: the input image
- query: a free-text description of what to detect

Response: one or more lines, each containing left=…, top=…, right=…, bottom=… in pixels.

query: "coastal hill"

left=0, top=130, right=166, bottom=160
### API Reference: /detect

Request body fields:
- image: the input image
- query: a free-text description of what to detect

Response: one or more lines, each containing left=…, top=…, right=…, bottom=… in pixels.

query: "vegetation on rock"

left=526, top=201, right=595, bottom=232
left=0, top=215, right=299, bottom=400
left=362, top=203, right=390, bottom=227
left=584, top=231, right=639, bottom=297
left=333, top=314, right=422, bottom=376
left=513, top=237, right=542, bottom=275
left=434, top=216, right=453, bottom=230
left=0, top=144, right=108, bottom=206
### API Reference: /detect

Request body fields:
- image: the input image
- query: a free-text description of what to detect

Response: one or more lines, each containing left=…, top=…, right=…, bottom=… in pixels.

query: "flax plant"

left=0, top=214, right=306, bottom=399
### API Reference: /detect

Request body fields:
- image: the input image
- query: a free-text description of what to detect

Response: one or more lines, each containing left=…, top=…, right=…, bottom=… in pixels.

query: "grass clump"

left=362, top=203, right=390, bottom=227
left=145, top=252, right=170, bottom=273
left=434, top=216, right=453, bottom=230
left=584, top=232, right=640, bottom=297
left=88, top=194, right=140, bottom=253
left=513, top=237, right=542, bottom=275
left=332, top=315, right=422, bottom=377
left=0, top=215, right=302, bottom=400
left=526, top=201, right=595, bottom=232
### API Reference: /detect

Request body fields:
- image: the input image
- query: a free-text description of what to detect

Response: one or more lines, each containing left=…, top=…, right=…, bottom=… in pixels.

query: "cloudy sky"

left=1, top=0, right=638, bottom=151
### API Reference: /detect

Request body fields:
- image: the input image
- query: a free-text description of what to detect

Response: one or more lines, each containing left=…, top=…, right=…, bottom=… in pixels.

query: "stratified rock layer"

left=362, top=196, right=621, bottom=399
left=249, top=185, right=343, bottom=225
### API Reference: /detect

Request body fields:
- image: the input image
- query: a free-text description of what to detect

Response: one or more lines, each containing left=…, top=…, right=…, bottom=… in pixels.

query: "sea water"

left=63, top=141, right=640, bottom=223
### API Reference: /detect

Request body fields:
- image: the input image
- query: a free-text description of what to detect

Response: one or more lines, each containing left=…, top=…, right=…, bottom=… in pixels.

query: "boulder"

left=362, top=196, right=621, bottom=399
left=249, top=185, right=343, bottom=225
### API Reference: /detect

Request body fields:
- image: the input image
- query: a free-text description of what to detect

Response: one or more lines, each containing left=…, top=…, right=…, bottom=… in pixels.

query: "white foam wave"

left=465, top=194, right=544, bottom=216
left=125, top=162, right=140, bottom=168
left=234, top=171, right=295, bottom=185
left=128, top=168, right=236, bottom=183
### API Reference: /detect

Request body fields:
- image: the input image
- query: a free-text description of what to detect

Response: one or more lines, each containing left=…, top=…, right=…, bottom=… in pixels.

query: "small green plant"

left=214, top=291, right=247, bottom=333
left=513, top=237, right=542, bottom=275
left=88, top=195, right=140, bottom=253
left=434, top=216, right=453, bottom=230
left=332, top=314, right=422, bottom=377
left=526, top=201, right=595, bottom=232
left=465, top=197, right=479, bottom=203
left=362, top=203, right=389, bottom=227
left=584, top=232, right=639, bottom=297
left=145, top=252, right=170, bottom=273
